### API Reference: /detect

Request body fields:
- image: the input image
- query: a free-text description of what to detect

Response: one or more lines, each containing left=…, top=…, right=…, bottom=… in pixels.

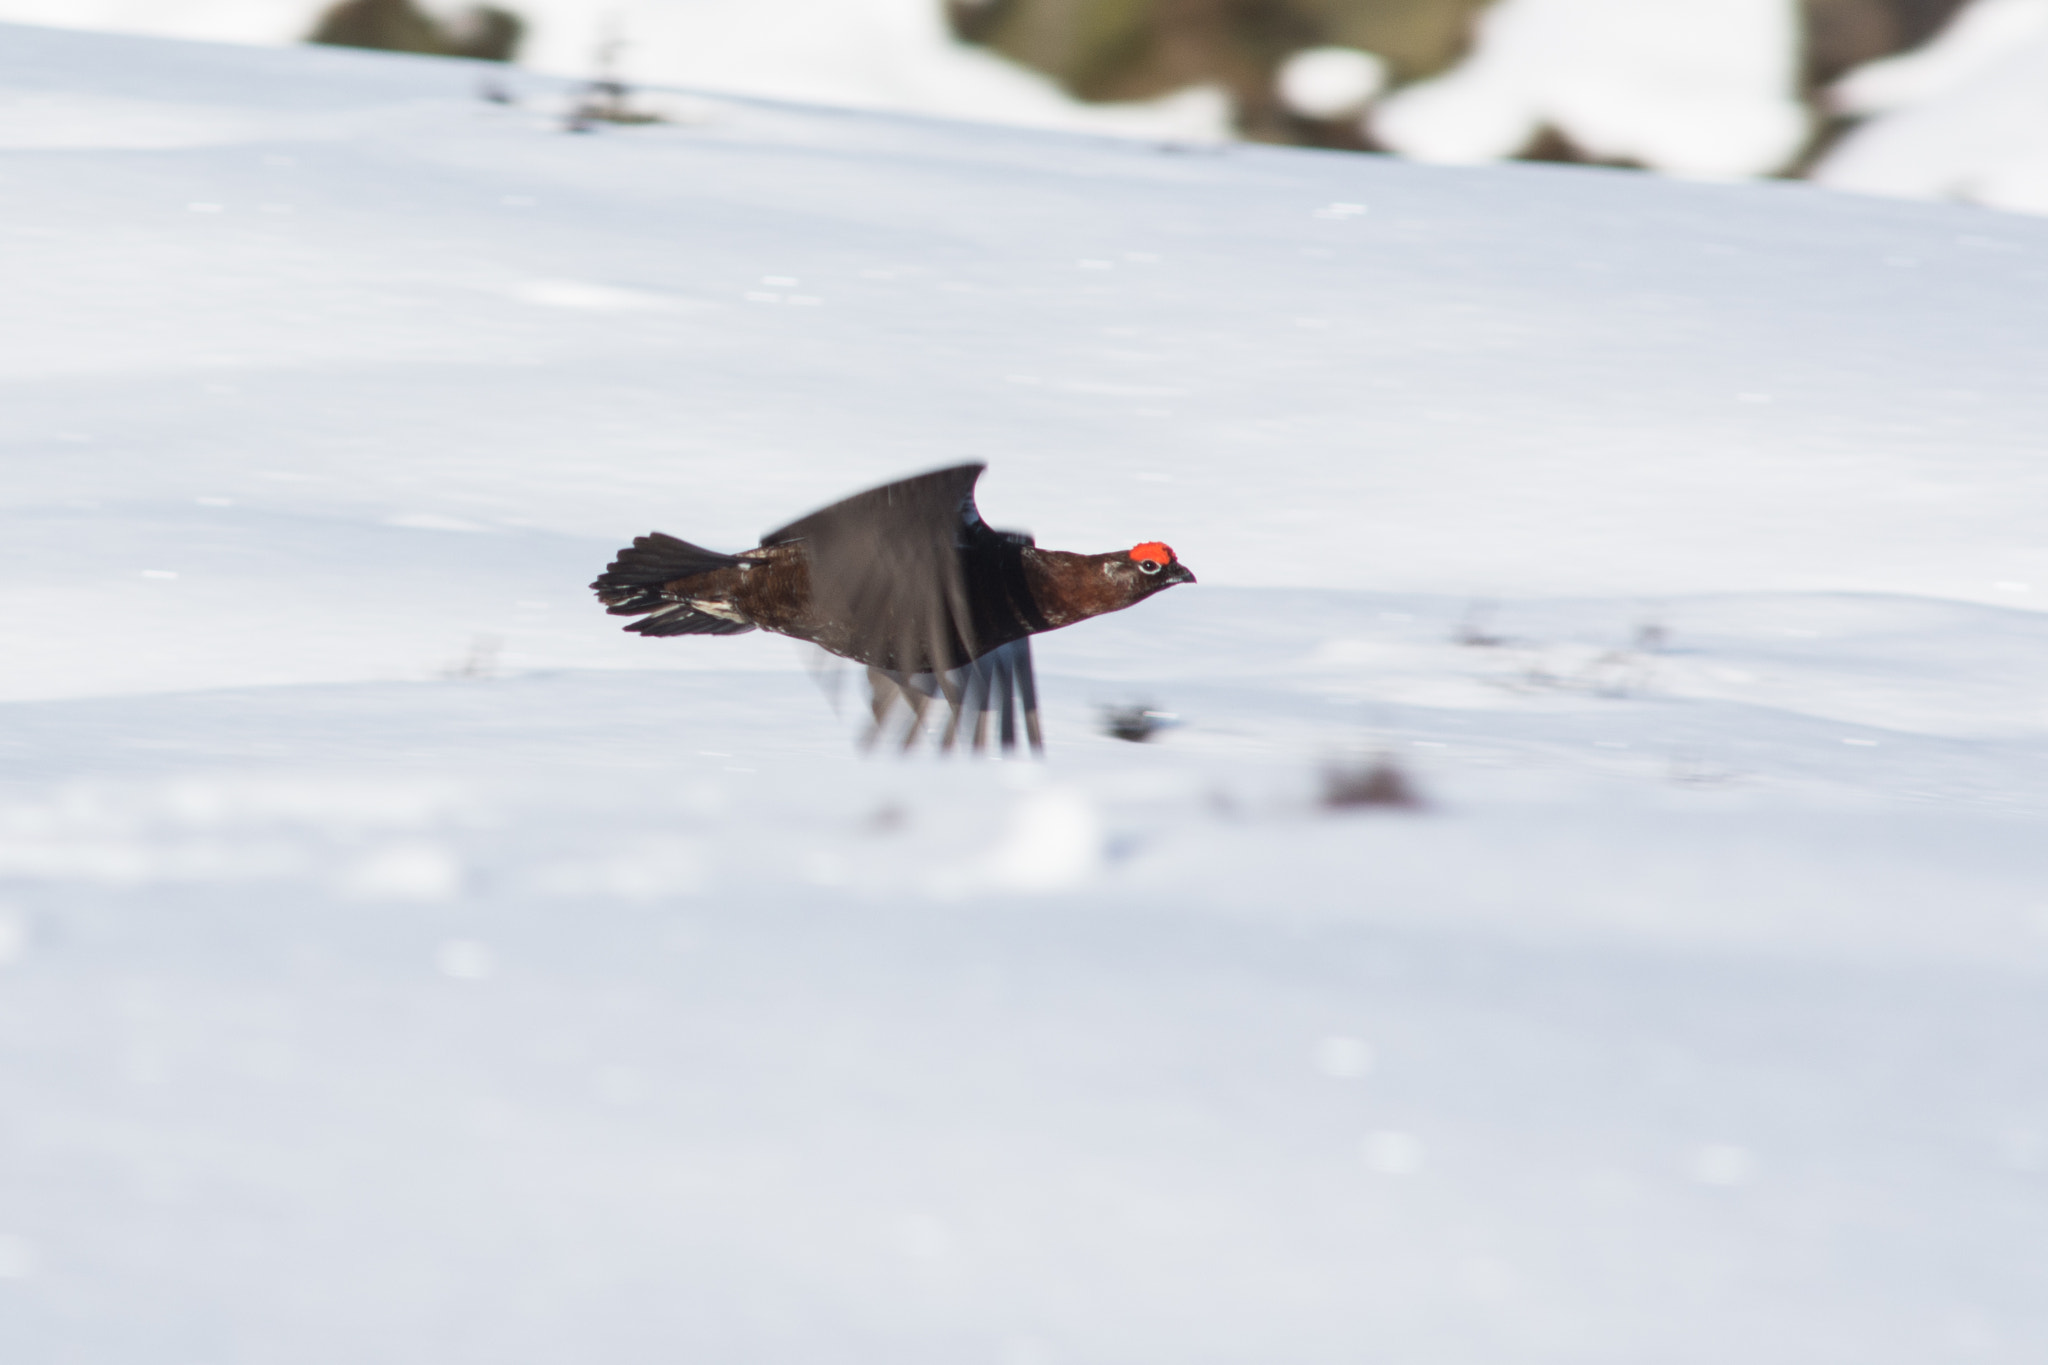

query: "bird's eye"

left=1138, top=559, right=1161, bottom=574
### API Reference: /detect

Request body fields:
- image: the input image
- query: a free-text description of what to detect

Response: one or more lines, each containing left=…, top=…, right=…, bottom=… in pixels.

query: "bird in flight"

left=591, top=464, right=1194, bottom=753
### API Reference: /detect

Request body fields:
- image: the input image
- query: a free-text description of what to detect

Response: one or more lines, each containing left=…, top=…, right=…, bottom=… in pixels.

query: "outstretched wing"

left=761, top=463, right=1044, bottom=676
left=864, top=637, right=1044, bottom=756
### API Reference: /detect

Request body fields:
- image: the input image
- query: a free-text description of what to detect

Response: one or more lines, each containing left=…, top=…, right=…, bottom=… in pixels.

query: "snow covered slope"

left=1819, top=0, right=2048, bottom=217
left=3, top=22, right=2048, bottom=1364
left=1371, top=0, right=1809, bottom=178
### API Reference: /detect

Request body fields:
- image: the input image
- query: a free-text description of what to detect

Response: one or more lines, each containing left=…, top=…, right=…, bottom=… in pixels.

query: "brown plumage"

left=590, top=464, right=1195, bottom=753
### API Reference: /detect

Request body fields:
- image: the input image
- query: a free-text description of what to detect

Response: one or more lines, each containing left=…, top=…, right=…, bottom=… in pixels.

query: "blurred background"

left=2, top=0, right=2045, bottom=214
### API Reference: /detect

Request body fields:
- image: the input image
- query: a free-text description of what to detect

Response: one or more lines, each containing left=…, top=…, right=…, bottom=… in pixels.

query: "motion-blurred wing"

left=865, top=637, right=1044, bottom=756
left=761, top=463, right=1038, bottom=675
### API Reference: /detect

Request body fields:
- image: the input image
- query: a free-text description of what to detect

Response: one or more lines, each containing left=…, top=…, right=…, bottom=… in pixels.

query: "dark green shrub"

left=309, top=0, right=525, bottom=63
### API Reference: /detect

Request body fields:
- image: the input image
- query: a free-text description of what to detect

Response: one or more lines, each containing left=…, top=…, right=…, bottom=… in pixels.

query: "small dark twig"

left=864, top=802, right=909, bottom=834
left=565, top=33, right=665, bottom=131
left=440, top=634, right=502, bottom=679
left=1100, top=703, right=1178, bottom=743
left=566, top=78, right=666, bottom=131
left=1454, top=600, right=1505, bottom=647
left=1321, top=755, right=1426, bottom=811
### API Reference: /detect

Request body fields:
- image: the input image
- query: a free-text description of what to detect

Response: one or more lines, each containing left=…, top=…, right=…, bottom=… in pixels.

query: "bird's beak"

left=1165, top=562, right=1196, bottom=585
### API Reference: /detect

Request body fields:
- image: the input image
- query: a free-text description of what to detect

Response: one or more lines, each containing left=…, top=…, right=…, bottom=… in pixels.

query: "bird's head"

left=1032, top=540, right=1196, bottom=627
left=1116, top=541, right=1195, bottom=594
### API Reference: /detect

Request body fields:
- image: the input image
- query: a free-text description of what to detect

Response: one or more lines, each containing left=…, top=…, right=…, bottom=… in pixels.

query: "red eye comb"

left=1129, top=542, right=1174, bottom=565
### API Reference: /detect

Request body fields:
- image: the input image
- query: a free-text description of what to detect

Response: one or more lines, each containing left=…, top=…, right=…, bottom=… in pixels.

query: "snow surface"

left=1370, top=0, right=1811, bottom=178
left=4, top=20, right=2048, bottom=1363
left=1278, top=46, right=1388, bottom=122
left=1818, top=0, right=2048, bottom=217
left=0, top=0, right=1233, bottom=141
left=1829, top=0, right=2048, bottom=116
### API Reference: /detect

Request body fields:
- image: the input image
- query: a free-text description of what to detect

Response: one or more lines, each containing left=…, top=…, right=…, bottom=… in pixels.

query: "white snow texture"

left=1371, top=0, right=1810, bottom=177
left=1361, top=0, right=2048, bottom=216
left=2, top=18, right=2048, bottom=1365
left=12, top=0, right=2048, bottom=218
left=1817, top=0, right=2048, bottom=216
left=0, top=0, right=1234, bottom=140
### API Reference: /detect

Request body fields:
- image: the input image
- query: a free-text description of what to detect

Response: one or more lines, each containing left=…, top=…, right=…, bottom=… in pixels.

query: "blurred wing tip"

left=859, top=638, right=1042, bottom=758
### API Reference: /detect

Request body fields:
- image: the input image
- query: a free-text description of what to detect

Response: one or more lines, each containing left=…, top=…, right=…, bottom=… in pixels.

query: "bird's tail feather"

left=591, top=532, right=741, bottom=616
left=626, top=609, right=753, bottom=637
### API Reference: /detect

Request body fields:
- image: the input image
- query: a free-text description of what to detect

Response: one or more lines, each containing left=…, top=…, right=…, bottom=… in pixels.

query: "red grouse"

left=591, top=464, right=1194, bottom=753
